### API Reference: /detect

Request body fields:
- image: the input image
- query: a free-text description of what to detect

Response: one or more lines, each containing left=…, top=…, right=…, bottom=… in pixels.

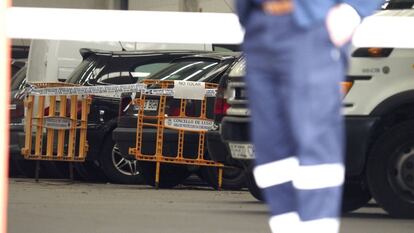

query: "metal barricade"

left=129, top=80, right=224, bottom=188
left=21, top=82, right=91, bottom=162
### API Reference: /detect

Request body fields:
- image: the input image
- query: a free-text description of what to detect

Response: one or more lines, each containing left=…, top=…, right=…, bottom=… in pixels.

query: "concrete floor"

left=7, top=178, right=414, bottom=233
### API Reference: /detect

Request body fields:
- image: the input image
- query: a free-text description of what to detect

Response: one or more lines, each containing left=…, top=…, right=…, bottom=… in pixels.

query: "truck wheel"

left=341, top=178, right=371, bottom=213
left=100, top=137, right=144, bottom=184
left=245, top=170, right=263, bottom=201
left=367, top=121, right=414, bottom=218
left=138, top=162, right=191, bottom=188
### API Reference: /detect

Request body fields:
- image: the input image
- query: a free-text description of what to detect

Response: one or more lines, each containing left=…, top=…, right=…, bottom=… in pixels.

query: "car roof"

left=80, top=48, right=210, bottom=59
left=175, top=52, right=242, bottom=61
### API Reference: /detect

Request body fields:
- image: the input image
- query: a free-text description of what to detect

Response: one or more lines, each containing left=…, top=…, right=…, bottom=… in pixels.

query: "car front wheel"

left=367, top=121, right=414, bottom=218
left=100, top=137, right=144, bottom=184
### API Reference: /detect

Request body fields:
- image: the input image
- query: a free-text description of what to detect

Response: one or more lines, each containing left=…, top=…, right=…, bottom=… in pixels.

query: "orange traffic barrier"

left=21, top=83, right=91, bottom=162
left=129, top=80, right=224, bottom=189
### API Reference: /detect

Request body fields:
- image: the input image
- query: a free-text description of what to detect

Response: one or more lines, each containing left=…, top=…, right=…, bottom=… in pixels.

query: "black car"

left=10, top=64, right=63, bottom=178
left=17, top=49, right=201, bottom=183
left=9, top=63, right=30, bottom=177
left=208, top=57, right=263, bottom=199
left=113, top=52, right=246, bottom=189
left=10, top=64, right=27, bottom=155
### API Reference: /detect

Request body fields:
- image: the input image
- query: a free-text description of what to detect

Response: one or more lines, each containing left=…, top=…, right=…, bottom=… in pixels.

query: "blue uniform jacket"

left=237, top=0, right=384, bottom=28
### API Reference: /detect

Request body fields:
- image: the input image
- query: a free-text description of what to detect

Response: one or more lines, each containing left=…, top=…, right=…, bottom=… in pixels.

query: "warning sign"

left=173, top=81, right=206, bottom=100
left=43, top=117, right=72, bottom=130
left=164, top=117, right=214, bottom=132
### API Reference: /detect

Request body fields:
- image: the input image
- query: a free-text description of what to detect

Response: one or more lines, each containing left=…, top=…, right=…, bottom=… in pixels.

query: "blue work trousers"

left=243, top=10, right=345, bottom=233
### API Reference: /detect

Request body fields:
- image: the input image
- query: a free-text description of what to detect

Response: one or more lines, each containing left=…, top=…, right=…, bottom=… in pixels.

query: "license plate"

left=229, top=143, right=255, bottom=159
left=144, top=99, right=159, bottom=111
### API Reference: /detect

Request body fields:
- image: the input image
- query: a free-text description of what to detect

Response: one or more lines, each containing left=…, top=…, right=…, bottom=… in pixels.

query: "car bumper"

left=206, top=129, right=251, bottom=169
left=220, top=114, right=378, bottom=175
left=344, top=116, right=378, bottom=176
left=206, top=130, right=228, bottom=163
left=220, top=116, right=250, bottom=142
left=207, top=116, right=252, bottom=168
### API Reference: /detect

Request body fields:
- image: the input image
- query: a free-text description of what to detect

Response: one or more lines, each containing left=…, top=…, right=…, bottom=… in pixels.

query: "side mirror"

left=58, top=78, right=66, bottom=83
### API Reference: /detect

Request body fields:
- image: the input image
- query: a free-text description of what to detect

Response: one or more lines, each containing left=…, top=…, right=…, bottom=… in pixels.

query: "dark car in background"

left=210, top=57, right=263, bottom=199
left=9, top=63, right=29, bottom=177
left=65, top=49, right=207, bottom=183
left=9, top=63, right=61, bottom=178
left=205, top=56, right=249, bottom=189
left=10, top=64, right=27, bottom=155
left=113, top=52, right=246, bottom=189
left=17, top=49, right=201, bottom=183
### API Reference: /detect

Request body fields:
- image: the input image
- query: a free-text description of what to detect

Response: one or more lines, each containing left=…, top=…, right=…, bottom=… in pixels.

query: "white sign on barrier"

left=165, top=117, right=214, bottom=131
left=173, top=81, right=206, bottom=100
left=43, top=117, right=72, bottom=130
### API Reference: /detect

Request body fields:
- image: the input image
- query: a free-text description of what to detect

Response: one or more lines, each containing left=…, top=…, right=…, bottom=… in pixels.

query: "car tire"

left=341, top=177, right=371, bottom=213
left=100, top=136, right=144, bottom=184
left=245, top=170, right=263, bottom=201
left=138, top=161, right=191, bottom=188
left=367, top=121, right=414, bottom=218
left=198, top=165, right=246, bottom=190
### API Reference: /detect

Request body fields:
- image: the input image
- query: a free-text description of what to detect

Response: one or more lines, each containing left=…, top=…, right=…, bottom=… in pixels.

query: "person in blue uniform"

left=237, top=0, right=383, bottom=232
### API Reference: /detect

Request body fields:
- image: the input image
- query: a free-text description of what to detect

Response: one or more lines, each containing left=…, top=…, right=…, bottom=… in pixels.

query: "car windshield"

left=147, top=59, right=220, bottom=82
left=10, top=66, right=27, bottom=91
left=66, top=55, right=101, bottom=85
left=384, top=0, right=414, bottom=9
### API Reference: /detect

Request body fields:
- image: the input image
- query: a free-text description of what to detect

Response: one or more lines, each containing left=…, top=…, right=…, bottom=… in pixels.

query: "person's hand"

left=326, top=3, right=361, bottom=47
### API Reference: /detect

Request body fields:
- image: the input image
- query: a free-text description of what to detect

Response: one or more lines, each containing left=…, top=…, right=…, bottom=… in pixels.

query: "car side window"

left=132, top=63, right=170, bottom=82
left=94, top=58, right=170, bottom=85
left=96, top=71, right=134, bottom=85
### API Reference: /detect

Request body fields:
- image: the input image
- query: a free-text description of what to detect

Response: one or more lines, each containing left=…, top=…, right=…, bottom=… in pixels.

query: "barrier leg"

left=155, top=161, right=160, bottom=189
left=218, top=167, right=223, bottom=191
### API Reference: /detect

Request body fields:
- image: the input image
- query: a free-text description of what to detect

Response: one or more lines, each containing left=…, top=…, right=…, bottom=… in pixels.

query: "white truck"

left=219, top=0, right=414, bottom=217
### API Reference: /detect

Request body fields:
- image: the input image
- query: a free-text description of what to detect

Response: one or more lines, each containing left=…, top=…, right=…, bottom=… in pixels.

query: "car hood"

left=353, top=9, right=414, bottom=48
